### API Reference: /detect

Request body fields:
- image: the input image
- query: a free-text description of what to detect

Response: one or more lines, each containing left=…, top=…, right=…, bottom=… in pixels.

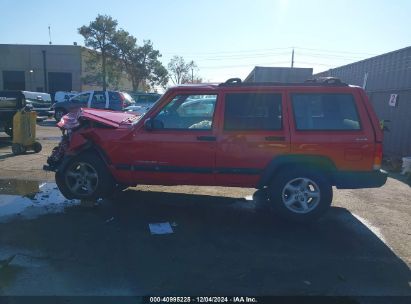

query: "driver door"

left=128, top=93, right=218, bottom=185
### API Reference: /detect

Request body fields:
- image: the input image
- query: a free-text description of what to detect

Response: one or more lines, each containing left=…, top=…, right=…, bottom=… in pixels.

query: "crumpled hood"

left=57, top=108, right=141, bottom=129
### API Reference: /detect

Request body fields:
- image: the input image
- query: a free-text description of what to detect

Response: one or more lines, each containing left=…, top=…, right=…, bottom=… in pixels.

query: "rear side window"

left=108, top=92, right=121, bottom=110
left=292, top=93, right=361, bottom=130
left=224, top=93, right=282, bottom=130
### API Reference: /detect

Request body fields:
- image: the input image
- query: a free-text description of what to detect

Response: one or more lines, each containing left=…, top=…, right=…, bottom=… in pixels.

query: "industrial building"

left=0, top=44, right=132, bottom=97
left=315, top=46, right=411, bottom=157
left=245, top=66, right=313, bottom=83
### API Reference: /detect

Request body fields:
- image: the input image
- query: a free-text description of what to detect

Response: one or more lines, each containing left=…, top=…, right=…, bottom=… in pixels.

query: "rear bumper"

left=333, top=169, right=388, bottom=189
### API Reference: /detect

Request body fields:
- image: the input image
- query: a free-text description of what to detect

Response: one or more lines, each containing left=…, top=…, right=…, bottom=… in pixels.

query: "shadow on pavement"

left=387, top=171, right=411, bottom=187
left=37, top=120, right=57, bottom=127
left=0, top=135, right=12, bottom=148
left=0, top=187, right=410, bottom=297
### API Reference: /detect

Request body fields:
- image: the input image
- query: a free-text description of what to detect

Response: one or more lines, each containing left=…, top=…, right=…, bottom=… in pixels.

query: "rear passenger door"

left=90, top=91, right=108, bottom=109
left=108, top=92, right=122, bottom=111
left=288, top=89, right=375, bottom=171
left=215, top=90, right=290, bottom=187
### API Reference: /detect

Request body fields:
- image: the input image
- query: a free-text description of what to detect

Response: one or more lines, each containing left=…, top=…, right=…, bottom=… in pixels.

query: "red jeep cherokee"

left=45, top=78, right=387, bottom=221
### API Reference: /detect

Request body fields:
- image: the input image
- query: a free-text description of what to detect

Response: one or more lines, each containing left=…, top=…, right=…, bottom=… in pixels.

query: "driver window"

left=154, top=94, right=217, bottom=130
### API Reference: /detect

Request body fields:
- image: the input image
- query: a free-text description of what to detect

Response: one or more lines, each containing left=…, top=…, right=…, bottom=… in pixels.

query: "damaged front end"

left=43, top=108, right=140, bottom=172
left=43, top=111, right=82, bottom=172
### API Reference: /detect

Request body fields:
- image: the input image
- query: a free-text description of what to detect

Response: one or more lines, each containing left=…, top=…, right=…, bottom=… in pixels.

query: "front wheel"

left=268, top=170, right=332, bottom=222
left=56, top=153, right=114, bottom=200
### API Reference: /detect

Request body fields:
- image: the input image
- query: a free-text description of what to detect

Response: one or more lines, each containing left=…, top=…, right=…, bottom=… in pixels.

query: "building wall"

left=245, top=67, right=313, bottom=83
left=0, top=44, right=133, bottom=94
left=0, top=44, right=82, bottom=93
left=368, top=89, right=411, bottom=157
left=315, top=46, right=411, bottom=157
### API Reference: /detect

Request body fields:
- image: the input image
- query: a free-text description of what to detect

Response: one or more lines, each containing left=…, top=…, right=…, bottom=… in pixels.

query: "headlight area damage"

left=43, top=108, right=140, bottom=172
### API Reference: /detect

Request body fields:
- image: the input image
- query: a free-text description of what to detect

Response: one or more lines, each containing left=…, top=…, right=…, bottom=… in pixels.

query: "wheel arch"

left=56, top=140, right=112, bottom=173
left=257, top=154, right=337, bottom=188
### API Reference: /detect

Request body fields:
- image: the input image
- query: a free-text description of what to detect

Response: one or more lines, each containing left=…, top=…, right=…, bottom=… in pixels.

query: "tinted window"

left=224, top=93, right=282, bottom=130
left=292, top=93, right=360, bottom=130
left=71, top=93, right=90, bottom=105
left=91, top=91, right=107, bottom=109
left=108, top=92, right=121, bottom=110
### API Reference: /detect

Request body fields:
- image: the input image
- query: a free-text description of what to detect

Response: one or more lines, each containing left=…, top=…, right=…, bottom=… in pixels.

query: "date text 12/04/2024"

left=148, top=297, right=258, bottom=303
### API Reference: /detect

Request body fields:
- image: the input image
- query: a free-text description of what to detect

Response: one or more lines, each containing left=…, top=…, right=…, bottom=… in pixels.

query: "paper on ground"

left=149, top=222, right=174, bottom=235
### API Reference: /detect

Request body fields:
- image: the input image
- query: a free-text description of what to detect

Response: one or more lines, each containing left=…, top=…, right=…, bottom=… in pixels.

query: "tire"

left=56, top=152, right=114, bottom=200
left=4, top=123, right=13, bottom=138
left=12, top=144, right=26, bottom=155
left=54, top=108, right=67, bottom=122
left=33, top=142, right=42, bottom=153
left=268, top=169, right=332, bottom=222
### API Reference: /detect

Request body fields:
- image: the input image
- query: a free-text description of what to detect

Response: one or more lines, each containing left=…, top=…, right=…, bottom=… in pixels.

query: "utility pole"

left=291, top=48, right=294, bottom=68
left=48, top=26, right=52, bottom=45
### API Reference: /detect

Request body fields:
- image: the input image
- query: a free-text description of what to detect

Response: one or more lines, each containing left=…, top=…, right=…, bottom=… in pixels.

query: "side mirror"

left=144, top=118, right=164, bottom=131
left=144, top=118, right=153, bottom=131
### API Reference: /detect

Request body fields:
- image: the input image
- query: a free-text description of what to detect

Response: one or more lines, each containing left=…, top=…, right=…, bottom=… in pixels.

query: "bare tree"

left=168, top=56, right=198, bottom=84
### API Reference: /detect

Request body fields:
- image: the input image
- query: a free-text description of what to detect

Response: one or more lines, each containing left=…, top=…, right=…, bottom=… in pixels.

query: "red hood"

left=57, top=108, right=141, bottom=129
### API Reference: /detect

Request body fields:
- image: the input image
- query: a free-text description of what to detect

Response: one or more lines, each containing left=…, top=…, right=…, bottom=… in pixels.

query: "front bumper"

left=334, top=169, right=388, bottom=189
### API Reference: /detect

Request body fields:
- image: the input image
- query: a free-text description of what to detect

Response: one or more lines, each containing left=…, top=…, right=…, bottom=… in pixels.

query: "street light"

left=29, top=70, right=34, bottom=90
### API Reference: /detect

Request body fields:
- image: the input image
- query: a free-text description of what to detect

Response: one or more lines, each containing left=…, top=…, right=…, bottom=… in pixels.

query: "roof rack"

left=218, top=77, right=348, bottom=87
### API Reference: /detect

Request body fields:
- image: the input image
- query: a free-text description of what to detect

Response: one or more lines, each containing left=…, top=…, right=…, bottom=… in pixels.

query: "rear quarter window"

left=291, top=93, right=361, bottom=131
left=224, top=93, right=282, bottom=131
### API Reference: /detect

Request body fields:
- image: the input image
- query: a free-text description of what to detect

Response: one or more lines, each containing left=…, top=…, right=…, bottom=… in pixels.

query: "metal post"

left=42, top=50, right=48, bottom=92
left=291, top=48, right=295, bottom=68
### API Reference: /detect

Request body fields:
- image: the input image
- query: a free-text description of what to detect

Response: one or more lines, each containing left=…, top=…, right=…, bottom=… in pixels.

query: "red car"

left=45, top=78, right=387, bottom=221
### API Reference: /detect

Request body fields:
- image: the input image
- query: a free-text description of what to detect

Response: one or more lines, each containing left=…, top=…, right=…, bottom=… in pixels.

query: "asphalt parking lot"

left=0, top=120, right=410, bottom=298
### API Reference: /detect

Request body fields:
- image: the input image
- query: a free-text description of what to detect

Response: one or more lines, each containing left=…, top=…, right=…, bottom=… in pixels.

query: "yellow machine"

left=11, top=109, right=42, bottom=155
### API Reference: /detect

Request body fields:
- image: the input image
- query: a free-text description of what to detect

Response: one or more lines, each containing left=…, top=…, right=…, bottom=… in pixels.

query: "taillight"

left=373, top=143, right=383, bottom=170
left=119, top=93, right=125, bottom=108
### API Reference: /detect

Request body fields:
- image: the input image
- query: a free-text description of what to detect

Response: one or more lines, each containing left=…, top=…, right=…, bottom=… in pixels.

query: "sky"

left=1, top=0, right=410, bottom=83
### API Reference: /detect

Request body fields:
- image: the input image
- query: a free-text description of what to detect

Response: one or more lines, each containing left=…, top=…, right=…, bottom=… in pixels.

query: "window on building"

left=3, top=71, right=25, bottom=90
left=224, top=93, right=282, bottom=130
left=292, top=93, right=361, bottom=130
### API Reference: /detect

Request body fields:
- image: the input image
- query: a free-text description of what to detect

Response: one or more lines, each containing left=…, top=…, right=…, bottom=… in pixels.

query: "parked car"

left=52, top=90, right=135, bottom=121
left=124, top=92, right=161, bottom=115
left=54, top=91, right=78, bottom=103
left=124, top=105, right=152, bottom=116
left=130, top=92, right=161, bottom=104
left=44, top=77, right=387, bottom=221
left=0, top=91, right=26, bottom=137
left=22, top=91, right=53, bottom=120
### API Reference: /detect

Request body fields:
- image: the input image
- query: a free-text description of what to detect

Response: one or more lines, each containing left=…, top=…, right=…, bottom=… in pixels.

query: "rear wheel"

left=56, top=153, right=114, bottom=200
left=33, top=142, right=42, bottom=153
left=268, top=169, right=332, bottom=222
left=12, top=144, right=26, bottom=155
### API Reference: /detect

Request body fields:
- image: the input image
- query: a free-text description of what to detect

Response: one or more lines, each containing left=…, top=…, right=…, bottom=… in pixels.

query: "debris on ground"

left=149, top=222, right=174, bottom=235
left=105, top=217, right=114, bottom=223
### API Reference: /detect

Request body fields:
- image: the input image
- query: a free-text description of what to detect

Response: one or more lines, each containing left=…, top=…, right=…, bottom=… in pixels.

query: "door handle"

left=197, top=136, right=217, bottom=141
left=265, top=136, right=285, bottom=142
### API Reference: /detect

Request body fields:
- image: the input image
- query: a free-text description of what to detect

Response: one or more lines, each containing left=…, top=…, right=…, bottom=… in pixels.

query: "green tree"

left=78, top=15, right=118, bottom=90
left=113, top=29, right=168, bottom=91
left=168, top=56, right=198, bottom=84
left=81, top=50, right=122, bottom=89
